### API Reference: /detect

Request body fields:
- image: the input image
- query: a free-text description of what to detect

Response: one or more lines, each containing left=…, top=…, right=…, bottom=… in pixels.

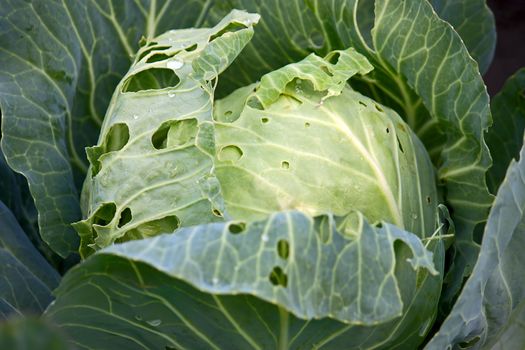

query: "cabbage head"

left=65, top=13, right=447, bottom=348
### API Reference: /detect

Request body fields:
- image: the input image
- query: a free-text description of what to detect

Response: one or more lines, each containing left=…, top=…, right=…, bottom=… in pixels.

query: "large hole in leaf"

left=118, top=215, right=180, bottom=242
left=146, top=53, right=173, bottom=63
left=137, top=44, right=171, bottom=61
left=105, top=123, right=130, bottom=152
left=118, top=208, right=132, bottom=228
left=269, top=266, right=288, bottom=287
left=92, top=203, right=117, bottom=226
left=122, top=68, right=180, bottom=92
left=185, top=43, right=198, bottom=52
left=89, top=123, right=130, bottom=176
left=151, top=118, right=198, bottom=149
left=327, top=51, right=341, bottom=65
left=209, top=22, right=247, bottom=42
left=135, top=215, right=179, bottom=236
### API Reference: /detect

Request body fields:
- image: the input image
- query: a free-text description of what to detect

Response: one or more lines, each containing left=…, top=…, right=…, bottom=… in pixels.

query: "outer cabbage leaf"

left=215, top=49, right=438, bottom=240
left=0, top=0, right=214, bottom=256
left=372, top=0, right=493, bottom=309
left=486, top=68, right=525, bottom=194
left=209, top=0, right=492, bottom=312
left=425, top=135, right=525, bottom=349
left=430, top=0, right=496, bottom=74
left=47, top=211, right=444, bottom=349
left=74, top=10, right=260, bottom=258
left=0, top=147, right=58, bottom=265
left=0, top=201, right=60, bottom=319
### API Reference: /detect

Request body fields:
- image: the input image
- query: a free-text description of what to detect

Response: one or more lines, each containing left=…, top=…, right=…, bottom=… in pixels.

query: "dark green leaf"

left=372, top=0, right=493, bottom=309
left=430, top=0, right=496, bottom=74
left=0, top=147, right=58, bottom=264
left=486, top=68, right=525, bottom=194
left=0, top=201, right=60, bottom=319
left=425, top=134, right=525, bottom=349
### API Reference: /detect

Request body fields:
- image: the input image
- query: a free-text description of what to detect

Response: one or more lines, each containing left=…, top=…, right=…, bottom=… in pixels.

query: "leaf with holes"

left=214, top=48, right=438, bottom=241
left=47, top=210, right=445, bottom=349
left=73, top=10, right=260, bottom=258
left=0, top=0, right=218, bottom=257
left=208, top=0, right=493, bottom=316
left=4, top=1, right=523, bottom=349
left=55, top=40, right=452, bottom=348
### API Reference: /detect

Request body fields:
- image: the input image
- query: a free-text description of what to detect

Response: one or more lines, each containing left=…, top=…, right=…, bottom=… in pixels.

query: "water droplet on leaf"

left=147, top=319, right=162, bottom=327
left=167, top=59, right=183, bottom=70
left=242, top=19, right=256, bottom=26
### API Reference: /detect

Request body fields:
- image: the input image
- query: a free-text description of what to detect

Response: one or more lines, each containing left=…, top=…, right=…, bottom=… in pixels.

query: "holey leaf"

left=0, top=0, right=222, bottom=257
left=74, top=11, right=260, bottom=258
left=208, top=0, right=493, bottom=310
left=214, top=49, right=439, bottom=241
left=46, top=211, right=444, bottom=349
left=485, top=68, right=525, bottom=194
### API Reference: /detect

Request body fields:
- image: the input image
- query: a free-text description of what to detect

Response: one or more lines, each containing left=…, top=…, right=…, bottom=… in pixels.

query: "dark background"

left=485, top=0, right=525, bottom=95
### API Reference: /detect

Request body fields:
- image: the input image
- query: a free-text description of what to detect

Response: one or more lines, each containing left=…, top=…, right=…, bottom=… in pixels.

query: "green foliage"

left=2, top=1, right=525, bottom=349
left=0, top=202, right=59, bottom=319
left=427, top=134, right=525, bottom=349
left=48, top=211, right=443, bottom=349
left=486, top=69, right=525, bottom=193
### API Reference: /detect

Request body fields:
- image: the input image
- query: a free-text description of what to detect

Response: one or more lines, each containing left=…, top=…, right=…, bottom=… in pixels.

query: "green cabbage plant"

left=1, top=1, right=524, bottom=349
